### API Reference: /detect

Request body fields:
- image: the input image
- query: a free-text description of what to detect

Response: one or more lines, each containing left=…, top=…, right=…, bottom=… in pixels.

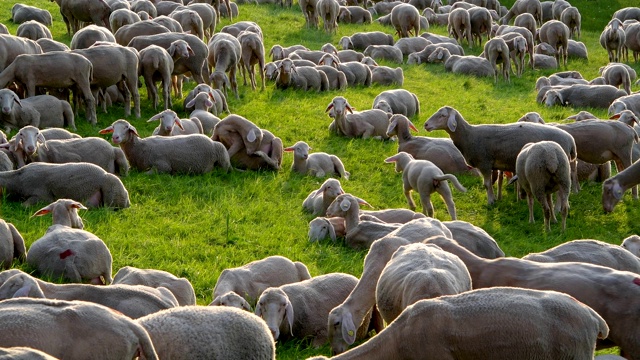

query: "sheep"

left=308, top=216, right=347, bottom=243
left=483, top=37, right=511, bottom=83
left=315, top=64, right=348, bottom=90
left=511, top=141, right=571, bottom=231
left=303, top=178, right=345, bottom=216
left=0, top=162, right=130, bottom=208
left=393, top=37, right=430, bottom=57
left=468, top=6, right=492, bottom=47
left=321, top=45, right=365, bottom=63
left=315, top=286, right=608, bottom=360
left=299, top=0, right=320, bottom=28
left=362, top=45, right=403, bottom=64
left=0, top=88, right=40, bottom=131
left=0, top=219, right=25, bottom=270
left=255, top=273, right=361, bottom=346
left=138, top=44, right=175, bottom=111
left=11, top=4, right=53, bottom=26
left=8, top=93, right=75, bottom=130
left=375, top=243, right=471, bottom=324
left=237, top=33, right=266, bottom=92
left=185, top=93, right=221, bottom=136
left=339, top=32, right=394, bottom=51
left=497, top=33, right=527, bottom=76
left=567, top=110, right=598, bottom=121
left=427, top=46, right=495, bottom=77
left=424, top=106, right=577, bottom=205
left=148, top=109, right=204, bottom=136
left=284, top=141, right=349, bottom=179
left=372, top=89, right=420, bottom=118
left=613, top=7, right=640, bottom=22
left=275, top=58, right=330, bottom=92
left=538, top=20, right=570, bottom=67
left=622, top=235, right=640, bottom=258
left=425, top=235, right=640, bottom=358
left=338, top=6, right=372, bottom=24
left=390, top=3, right=421, bottom=38
left=325, top=96, right=390, bottom=139
left=499, top=0, right=542, bottom=25
left=16, top=21, right=52, bottom=41
left=608, top=93, right=640, bottom=118
left=448, top=8, right=472, bottom=46
left=407, top=42, right=465, bottom=65
left=385, top=152, right=467, bottom=219
left=367, top=64, right=404, bottom=86
left=523, top=239, right=640, bottom=274
left=326, top=194, right=401, bottom=249
left=442, top=220, right=505, bottom=258
left=601, top=63, right=632, bottom=95
left=211, top=255, right=311, bottom=308
left=495, top=25, right=535, bottom=69
left=567, top=39, right=588, bottom=59
left=318, top=55, right=372, bottom=87
left=602, top=157, right=640, bottom=213
left=600, top=18, right=626, bottom=62
left=290, top=49, right=330, bottom=64
left=208, top=33, right=242, bottom=100
left=317, top=0, right=340, bottom=34
left=109, top=8, right=141, bottom=33
left=0, top=297, right=159, bottom=360
left=269, top=44, right=309, bottom=61
left=422, top=8, right=449, bottom=26
left=183, top=84, right=229, bottom=116
left=100, top=120, right=231, bottom=174
left=113, top=266, right=197, bottom=306
left=560, top=6, right=580, bottom=39
left=210, top=291, right=252, bottom=311
left=534, top=53, right=559, bottom=69
left=513, top=12, right=536, bottom=39
left=544, top=84, right=627, bottom=109
left=137, top=306, right=275, bottom=360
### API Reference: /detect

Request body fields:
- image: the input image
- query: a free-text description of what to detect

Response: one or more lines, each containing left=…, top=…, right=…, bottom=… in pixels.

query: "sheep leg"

left=546, top=193, right=557, bottom=224
left=403, top=182, right=416, bottom=211
left=143, top=74, right=158, bottom=110
left=418, top=191, right=434, bottom=218
left=117, top=81, right=132, bottom=118
left=230, top=67, right=239, bottom=100
left=436, top=183, right=457, bottom=220
left=162, top=73, right=172, bottom=111
left=526, top=194, right=535, bottom=223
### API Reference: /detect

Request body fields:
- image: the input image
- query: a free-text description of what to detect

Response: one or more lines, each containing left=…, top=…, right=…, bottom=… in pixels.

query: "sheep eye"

left=334, top=321, right=340, bottom=327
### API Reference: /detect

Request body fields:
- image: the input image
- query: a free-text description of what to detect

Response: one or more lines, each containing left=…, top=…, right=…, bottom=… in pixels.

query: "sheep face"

left=100, top=120, right=139, bottom=145
left=0, top=89, right=20, bottom=116
left=544, top=90, right=563, bottom=107
left=15, top=126, right=45, bottom=155
left=308, top=217, right=336, bottom=242
left=602, top=178, right=624, bottom=213
left=424, top=106, right=456, bottom=132
left=167, top=39, right=194, bottom=60
left=264, top=63, right=278, bottom=80
left=327, top=96, right=353, bottom=119
left=517, top=112, right=545, bottom=124
left=254, top=288, right=293, bottom=340
left=407, top=53, right=420, bottom=65
left=284, top=141, right=310, bottom=160
left=327, top=306, right=357, bottom=354
left=320, top=178, right=344, bottom=200
left=608, top=101, right=627, bottom=117
left=210, top=291, right=251, bottom=311
left=621, top=235, right=640, bottom=258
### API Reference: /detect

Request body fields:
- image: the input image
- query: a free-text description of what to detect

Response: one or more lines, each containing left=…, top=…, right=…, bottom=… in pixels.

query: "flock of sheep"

left=0, top=0, right=640, bottom=358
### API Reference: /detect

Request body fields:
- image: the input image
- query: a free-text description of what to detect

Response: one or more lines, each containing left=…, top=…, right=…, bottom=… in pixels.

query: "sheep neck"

left=342, top=198, right=360, bottom=234
left=396, top=118, right=414, bottom=144
left=291, top=155, right=309, bottom=174
left=119, top=135, right=147, bottom=169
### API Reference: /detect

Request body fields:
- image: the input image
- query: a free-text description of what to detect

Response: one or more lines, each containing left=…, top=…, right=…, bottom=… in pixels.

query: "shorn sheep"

left=303, top=178, right=345, bottom=216
left=325, top=96, right=390, bottom=139
left=284, top=141, right=350, bottom=179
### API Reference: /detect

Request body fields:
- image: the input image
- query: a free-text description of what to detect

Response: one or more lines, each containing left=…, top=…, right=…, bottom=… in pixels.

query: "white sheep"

left=211, top=255, right=311, bottom=309
left=302, top=178, right=345, bottom=216
left=284, top=141, right=349, bottom=179
left=602, top=157, right=640, bottom=213
left=385, top=152, right=467, bottom=219
left=100, top=119, right=231, bottom=174
left=255, top=273, right=360, bottom=346
left=600, top=18, right=626, bottom=62
left=137, top=306, right=275, bottom=360
left=185, top=92, right=221, bottom=136
left=308, top=216, right=347, bottom=243
left=148, top=109, right=204, bottom=136
left=483, top=37, right=511, bottom=83
left=372, top=89, right=420, bottom=118
left=325, top=96, right=390, bottom=139
left=113, top=266, right=197, bottom=306
left=512, top=141, right=571, bottom=231
left=0, top=347, right=59, bottom=359
left=376, top=243, right=471, bottom=324
left=443, top=220, right=505, bottom=258
left=427, top=46, right=495, bottom=77
left=622, top=235, right=640, bottom=258
left=0, top=219, right=25, bottom=270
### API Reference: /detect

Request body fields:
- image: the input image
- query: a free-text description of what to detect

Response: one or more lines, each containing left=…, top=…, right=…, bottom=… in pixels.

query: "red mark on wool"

left=59, top=249, right=74, bottom=259
left=634, top=278, right=640, bottom=286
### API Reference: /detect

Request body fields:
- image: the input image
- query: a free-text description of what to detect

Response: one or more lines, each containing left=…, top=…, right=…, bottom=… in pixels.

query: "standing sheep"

left=385, top=152, right=467, bottom=219
left=208, top=33, right=242, bottom=100
left=391, top=4, right=421, bottom=38
left=448, top=8, right=472, bottom=46
left=600, top=18, right=626, bottom=62
left=483, top=37, right=511, bottom=82
left=238, top=30, right=266, bottom=91
left=317, top=0, right=340, bottom=34
left=560, top=6, right=581, bottom=39
left=512, top=141, right=571, bottom=231
left=538, top=20, right=570, bottom=67
left=284, top=141, right=350, bottom=179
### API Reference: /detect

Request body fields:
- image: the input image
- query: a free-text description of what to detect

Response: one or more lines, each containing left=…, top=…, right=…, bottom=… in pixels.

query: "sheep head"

left=148, top=109, right=184, bottom=134
left=327, top=306, right=357, bottom=354
left=308, top=217, right=337, bottom=242
left=14, top=126, right=47, bottom=156
left=425, top=106, right=459, bottom=133
left=210, top=291, right=252, bottom=311
left=602, top=177, right=624, bottom=213
left=0, top=89, right=21, bottom=115
left=326, top=96, right=354, bottom=118
left=384, top=151, right=414, bottom=172
left=33, top=198, right=87, bottom=229
left=255, top=288, right=294, bottom=340
left=284, top=141, right=310, bottom=160
left=100, top=119, right=139, bottom=144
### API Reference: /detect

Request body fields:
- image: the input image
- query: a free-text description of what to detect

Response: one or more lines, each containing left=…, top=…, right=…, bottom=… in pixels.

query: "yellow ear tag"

left=348, top=330, right=354, bottom=336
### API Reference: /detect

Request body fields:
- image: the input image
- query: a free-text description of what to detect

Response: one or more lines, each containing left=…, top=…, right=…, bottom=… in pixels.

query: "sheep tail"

left=546, top=151, right=560, bottom=174
left=434, top=174, right=467, bottom=192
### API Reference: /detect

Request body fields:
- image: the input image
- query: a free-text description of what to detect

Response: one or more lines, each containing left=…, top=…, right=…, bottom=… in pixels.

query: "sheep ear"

left=609, top=113, right=620, bottom=119
left=70, top=202, right=88, bottom=210
left=12, top=95, right=22, bottom=109
left=187, top=45, right=195, bottom=56
left=387, top=119, right=397, bottom=134
left=185, top=98, right=197, bottom=108
left=325, top=103, right=334, bottom=112
left=147, top=113, right=163, bottom=122
left=128, top=125, right=140, bottom=137
left=246, top=129, right=258, bottom=143
left=241, top=298, right=251, bottom=311
left=284, top=146, right=294, bottom=152
left=339, top=198, right=351, bottom=212
left=408, top=122, right=418, bottom=132
left=447, top=111, right=457, bottom=132
left=254, top=303, right=262, bottom=317
left=285, top=300, right=294, bottom=336
left=328, top=221, right=337, bottom=242
left=341, top=311, right=357, bottom=345
left=384, top=154, right=398, bottom=163
left=99, top=126, right=114, bottom=134
left=205, top=98, right=214, bottom=108
left=32, top=205, right=53, bottom=217
left=12, top=284, right=31, bottom=298
left=345, top=103, right=354, bottom=114
left=174, top=117, right=185, bottom=130
left=356, top=197, right=372, bottom=208
left=37, top=133, right=47, bottom=150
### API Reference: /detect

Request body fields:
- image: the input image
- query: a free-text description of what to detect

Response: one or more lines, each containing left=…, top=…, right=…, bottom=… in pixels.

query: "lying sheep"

left=376, top=243, right=471, bottom=323
left=0, top=297, right=159, bottom=360
left=608, top=93, right=640, bottom=118
left=544, top=84, right=627, bottom=110
left=211, top=255, right=311, bottom=308
left=363, top=45, right=403, bottom=64
left=11, top=3, right=53, bottom=25
left=26, top=199, right=113, bottom=284
left=0, top=219, right=25, bottom=270
left=0, top=162, right=130, bottom=208
left=512, top=141, right=571, bottom=231
left=0, top=89, right=75, bottom=131
left=372, top=89, right=420, bottom=117
left=338, top=5, right=373, bottom=24
left=428, top=47, right=495, bottom=77
left=100, top=120, right=231, bottom=174
left=407, top=42, right=465, bottom=65
left=284, top=141, right=349, bottom=179
left=0, top=347, right=58, bottom=359
left=303, top=178, right=345, bottom=216
left=443, top=220, right=505, bottom=258
left=183, top=84, right=229, bottom=116
left=424, top=106, right=577, bottom=205
left=365, top=62, right=404, bottom=86
left=326, top=96, right=390, bottom=139
left=137, top=306, right=275, bottom=360
left=385, top=152, right=467, bottom=219
left=523, top=239, right=640, bottom=273
left=339, top=31, right=394, bottom=51
left=276, top=58, right=329, bottom=91
left=185, top=92, right=221, bottom=136
left=318, top=55, right=372, bottom=86
left=269, top=44, right=309, bottom=61
left=393, top=37, right=429, bottom=57
left=255, top=273, right=361, bottom=346
left=113, top=266, right=197, bottom=306
left=148, top=109, right=204, bottom=136
left=602, top=157, right=640, bottom=213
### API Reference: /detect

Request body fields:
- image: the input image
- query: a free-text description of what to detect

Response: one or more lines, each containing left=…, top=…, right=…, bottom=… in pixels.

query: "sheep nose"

left=303, top=154, right=308, bottom=160
left=1, top=107, right=9, bottom=114
left=26, top=145, right=34, bottom=153
left=269, top=327, right=279, bottom=339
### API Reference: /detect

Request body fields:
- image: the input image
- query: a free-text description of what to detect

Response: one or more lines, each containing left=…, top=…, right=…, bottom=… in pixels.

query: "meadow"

left=1, top=0, right=639, bottom=357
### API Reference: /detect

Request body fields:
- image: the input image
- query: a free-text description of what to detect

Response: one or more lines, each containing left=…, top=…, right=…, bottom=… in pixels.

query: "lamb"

left=538, top=20, right=570, bottom=67
left=385, top=152, right=467, bottom=219
left=325, top=96, right=391, bottom=139
left=9, top=126, right=129, bottom=176
left=622, top=235, right=640, bottom=258
left=100, top=120, right=231, bottom=174
left=427, top=46, right=495, bottom=77
left=137, top=306, right=275, bottom=360
left=422, top=8, right=449, bottom=26
left=601, top=63, right=632, bottom=95
left=375, top=243, right=471, bottom=324
left=499, top=0, right=542, bottom=25
left=443, top=220, right=505, bottom=258
left=390, top=3, right=421, bottom=38
left=211, top=255, right=311, bottom=308
left=269, top=44, right=309, bottom=61
left=0, top=219, right=26, bottom=270
left=339, top=32, right=395, bottom=51
left=148, top=109, right=204, bottom=136
left=183, top=84, right=229, bottom=116
left=275, top=58, right=330, bottom=92
left=600, top=18, right=626, bottom=62
left=407, top=42, right=465, bottom=65
left=302, top=178, right=345, bottom=216
left=208, top=33, right=242, bottom=100
left=483, top=37, right=511, bottom=82
left=314, top=286, right=608, bottom=360
left=393, top=37, right=430, bottom=57
left=326, top=194, right=401, bottom=249
left=523, top=239, right=640, bottom=274
left=284, top=141, right=350, bottom=179
left=318, top=55, right=372, bottom=86
left=602, top=157, right=640, bottom=213
left=185, top=92, right=221, bottom=135
left=0, top=297, right=159, bottom=360
left=372, top=89, right=420, bottom=117
left=544, top=84, right=627, bottom=109
left=255, top=273, right=362, bottom=346
left=308, top=216, right=347, bottom=243
left=560, top=6, right=581, bottom=39
left=362, top=45, right=403, bottom=64
left=512, top=141, right=571, bottom=231
left=0, top=162, right=130, bottom=208
left=424, top=106, right=577, bottom=205
left=113, top=266, right=197, bottom=306
left=448, top=8, right=472, bottom=46
left=0, top=271, right=178, bottom=319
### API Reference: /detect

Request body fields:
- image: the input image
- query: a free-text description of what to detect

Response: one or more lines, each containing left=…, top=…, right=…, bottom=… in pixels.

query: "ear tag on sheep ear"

left=348, top=330, right=354, bottom=337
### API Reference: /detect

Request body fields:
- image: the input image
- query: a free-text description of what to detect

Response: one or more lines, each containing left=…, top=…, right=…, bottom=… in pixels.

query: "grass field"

left=1, top=0, right=639, bottom=358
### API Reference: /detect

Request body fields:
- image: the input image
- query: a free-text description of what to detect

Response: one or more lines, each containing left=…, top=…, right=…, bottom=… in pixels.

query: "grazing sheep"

left=448, top=8, right=472, bottom=46
left=600, top=18, right=626, bottom=62
left=211, top=255, right=311, bottom=308
left=302, top=178, right=345, bottom=216
left=0, top=271, right=178, bottom=319
left=468, top=6, right=492, bottom=47
left=483, top=37, right=511, bottom=83
left=407, top=42, right=465, bottom=65
left=499, top=0, right=542, bottom=25
left=16, top=21, right=52, bottom=41
left=601, top=63, right=632, bottom=95
left=148, top=110, right=204, bottom=136
left=560, top=6, right=581, bottom=39
left=238, top=30, right=266, bottom=91
left=443, top=220, right=505, bottom=258
left=0, top=162, right=130, bottom=208
left=339, top=32, right=394, bottom=51
left=376, top=243, right=471, bottom=323
left=385, top=152, right=467, bottom=219
left=113, top=266, right=197, bottom=306
left=512, top=141, right=571, bottom=231
left=325, top=96, right=391, bottom=139
left=284, top=141, right=350, bottom=179
left=276, top=58, right=330, bottom=92
left=314, top=286, right=607, bottom=360
left=424, top=106, right=577, bottom=205
left=308, top=216, right=347, bottom=243
left=11, top=4, right=53, bottom=26
left=338, top=6, right=372, bottom=24
left=0, top=297, right=159, bottom=360
left=256, top=273, right=361, bottom=346
left=602, top=157, right=640, bottom=213
left=373, top=89, right=420, bottom=117
left=137, top=306, right=275, bottom=360
left=0, top=219, right=26, bottom=270
left=523, top=239, right=640, bottom=274
left=544, top=84, right=627, bottom=109
left=368, top=64, right=404, bottom=86
left=538, top=20, right=570, bottom=67
left=390, top=4, right=421, bottom=38
left=428, top=46, right=495, bottom=77
left=100, top=120, right=231, bottom=174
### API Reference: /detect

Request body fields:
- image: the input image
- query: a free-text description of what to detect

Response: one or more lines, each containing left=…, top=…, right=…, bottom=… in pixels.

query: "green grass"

left=1, top=0, right=640, bottom=358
